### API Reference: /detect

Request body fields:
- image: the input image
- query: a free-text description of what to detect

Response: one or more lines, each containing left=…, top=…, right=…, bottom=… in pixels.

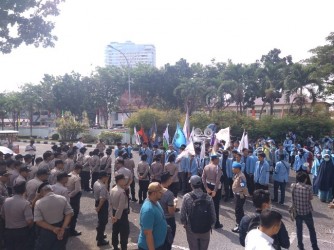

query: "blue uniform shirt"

left=273, top=160, right=289, bottom=183
left=254, top=160, right=270, bottom=185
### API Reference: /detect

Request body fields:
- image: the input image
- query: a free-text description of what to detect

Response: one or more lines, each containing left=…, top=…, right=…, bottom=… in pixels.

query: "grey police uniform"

left=1, top=194, right=33, bottom=249
left=66, top=171, right=82, bottom=234
left=110, top=184, right=129, bottom=249
left=93, top=180, right=109, bottom=242
left=34, top=192, right=73, bottom=250
left=26, top=177, right=43, bottom=203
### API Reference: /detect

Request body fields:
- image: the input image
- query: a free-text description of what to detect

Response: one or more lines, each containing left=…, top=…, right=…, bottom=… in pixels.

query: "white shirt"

left=76, top=141, right=84, bottom=149
left=245, top=228, right=275, bottom=250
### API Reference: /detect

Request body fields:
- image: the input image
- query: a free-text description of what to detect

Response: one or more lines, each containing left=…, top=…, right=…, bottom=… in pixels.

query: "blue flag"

left=172, top=123, right=187, bottom=150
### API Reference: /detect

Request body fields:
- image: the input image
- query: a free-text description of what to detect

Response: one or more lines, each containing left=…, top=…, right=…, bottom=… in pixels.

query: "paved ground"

left=17, top=142, right=334, bottom=250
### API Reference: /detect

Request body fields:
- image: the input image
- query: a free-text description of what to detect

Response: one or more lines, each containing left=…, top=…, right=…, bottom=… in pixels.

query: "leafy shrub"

left=81, top=133, right=97, bottom=143
left=51, top=133, right=60, bottom=140
left=99, top=131, right=123, bottom=145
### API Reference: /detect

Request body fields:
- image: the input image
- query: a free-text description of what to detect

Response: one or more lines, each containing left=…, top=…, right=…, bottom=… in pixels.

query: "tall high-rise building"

left=105, top=41, right=156, bottom=67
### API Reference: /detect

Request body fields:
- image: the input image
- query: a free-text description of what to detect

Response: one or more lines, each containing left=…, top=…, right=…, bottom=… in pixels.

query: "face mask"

left=286, top=137, right=289, bottom=140
left=324, top=158, right=330, bottom=162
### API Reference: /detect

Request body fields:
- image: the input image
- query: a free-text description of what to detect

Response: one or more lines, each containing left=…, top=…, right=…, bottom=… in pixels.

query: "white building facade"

left=105, top=41, right=156, bottom=67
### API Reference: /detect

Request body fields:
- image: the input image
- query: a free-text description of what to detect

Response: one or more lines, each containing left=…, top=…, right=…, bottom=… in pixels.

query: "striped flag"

left=163, top=125, right=169, bottom=149
left=183, top=108, right=190, bottom=144
left=134, top=126, right=141, bottom=145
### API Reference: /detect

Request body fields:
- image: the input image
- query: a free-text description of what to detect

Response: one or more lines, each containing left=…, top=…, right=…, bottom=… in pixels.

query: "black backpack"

left=188, top=192, right=212, bottom=234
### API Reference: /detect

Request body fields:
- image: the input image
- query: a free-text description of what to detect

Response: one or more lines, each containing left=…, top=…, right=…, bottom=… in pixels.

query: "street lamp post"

left=107, top=45, right=131, bottom=109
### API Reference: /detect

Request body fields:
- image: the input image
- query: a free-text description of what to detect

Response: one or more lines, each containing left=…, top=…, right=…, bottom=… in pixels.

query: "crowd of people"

left=0, top=132, right=334, bottom=250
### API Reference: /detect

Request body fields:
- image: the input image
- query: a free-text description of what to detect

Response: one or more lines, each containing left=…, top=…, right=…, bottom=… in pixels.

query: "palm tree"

left=284, top=63, right=323, bottom=115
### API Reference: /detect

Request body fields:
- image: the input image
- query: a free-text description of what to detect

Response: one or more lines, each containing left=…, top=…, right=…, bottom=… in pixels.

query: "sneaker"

left=97, top=240, right=109, bottom=246
left=232, top=225, right=239, bottom=233
left=214, top=223, right=223, bottom=229
left=131, top=198, right=138, bottom=202
left=69, top=230, right=82, bottom=237
left=175, top=208, right=180, bottom=213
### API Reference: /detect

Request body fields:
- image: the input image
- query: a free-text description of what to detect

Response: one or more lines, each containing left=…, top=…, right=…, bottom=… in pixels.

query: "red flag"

left=137, top=126, right=149, bottom=143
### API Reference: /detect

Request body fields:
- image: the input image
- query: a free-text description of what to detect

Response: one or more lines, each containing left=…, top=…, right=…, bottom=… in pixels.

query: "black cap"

left=56, top=172, right=71, bottom=181
left=36, top=168, right=49, bottom=176
left=19, top=166, right=31, bottom=173
left=37, top=181, right=50, bottom=193
left=115, top=174, right=125, bottom=182
left=0, top=170, right=11, bottom=177
left=24, top=154, right=33, bottom=159
left=99, top=171, right=108, bottom=178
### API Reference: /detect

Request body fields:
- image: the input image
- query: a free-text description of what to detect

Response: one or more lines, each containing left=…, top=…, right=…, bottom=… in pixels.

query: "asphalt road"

left=16, top=142, right=334, bottom=250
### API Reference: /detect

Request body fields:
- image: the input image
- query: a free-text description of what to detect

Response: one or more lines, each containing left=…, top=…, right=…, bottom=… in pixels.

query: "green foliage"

left=0, top=0, right=64, bottom=54
left=51, top=133, right=60, bottom=140
left=81, top=133, right=97, bottom=143
left=56, top=113, right=87, bottom=141
left=124, top=108, right=182, bottom=135
left=99, top=131, right=123, bottom=145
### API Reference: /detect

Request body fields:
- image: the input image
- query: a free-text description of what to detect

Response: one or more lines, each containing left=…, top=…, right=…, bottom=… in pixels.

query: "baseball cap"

left=148, top=182, right=163, bottom=193
left=232, top=162, right=242, bottom=169
left=189, top=175, right=202, bottom=188
left=19, top=166, right=31, bottom=173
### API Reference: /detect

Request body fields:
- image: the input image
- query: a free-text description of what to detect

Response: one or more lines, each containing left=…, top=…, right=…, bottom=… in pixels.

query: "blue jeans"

left=273, top=181, right=286, bottom=203
left=295, top=213, right=319, bottom=250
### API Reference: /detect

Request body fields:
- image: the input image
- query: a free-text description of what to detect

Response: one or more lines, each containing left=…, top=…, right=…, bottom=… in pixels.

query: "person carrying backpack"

left=239, top=189, right=290, bottom=250
left=180, top=175, right=216, bottom=250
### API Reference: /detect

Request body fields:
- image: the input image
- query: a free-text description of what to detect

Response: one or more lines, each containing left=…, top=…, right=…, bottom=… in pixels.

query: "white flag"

left=176, top=141, right=195, bottom=161
left=189, top=127, right=195, bottom=144
left=163, top=125, right=169, bottom=148
left=216, top=127, right=230, bottom=149
left=134, top=127, right=141, bottom=145
left=244, top=133, right=249, bottom=149
left=238, top=131, right=245, bottom=152
left=183, top=108, right=190, bottom=144
left=200, top=141, right=206, bottom=160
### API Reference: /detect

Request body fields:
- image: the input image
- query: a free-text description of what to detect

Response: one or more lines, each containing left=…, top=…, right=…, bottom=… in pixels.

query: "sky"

left=0, top=0, right=333, bottom=92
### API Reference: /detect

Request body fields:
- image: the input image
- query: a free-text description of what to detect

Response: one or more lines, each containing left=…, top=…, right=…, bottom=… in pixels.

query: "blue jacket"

left=189, top=157, right=198, bottom=176
left=242, top=155, right=257, bottom=174
left=273, top=161, right=289, bottom=182
left=275, top=149, right=289, bottom=163
left=178, top=156, right=190, bottom=172
left=283, top=139, right=293, bottom=152
left=254, top=160, right=270, bottom=185
left=220, top=157, right=233, bottom=178
left=114, top=148, right=124, bottom=158
left=293, top=151, right=309, bottom=172
left=139, top=147, right=153, bottom=165
left=311, top=158, right=322, bottom=177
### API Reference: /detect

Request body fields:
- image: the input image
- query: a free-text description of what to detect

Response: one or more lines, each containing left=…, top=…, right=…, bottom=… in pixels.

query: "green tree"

left=0, top=94, right=8, bottom=130
left=56, top=112, right=87, bottom=141
left=257, top=49, right=292, bottom=117
left=4, top=92, right=23, bottom=130
left=0, top=0, right=64, bottom=53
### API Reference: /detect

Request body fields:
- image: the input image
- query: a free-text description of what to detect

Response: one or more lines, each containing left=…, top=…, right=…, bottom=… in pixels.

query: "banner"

left=216, top=127, right=230, bottom=149
left=172, top=123, right=187, bottom=150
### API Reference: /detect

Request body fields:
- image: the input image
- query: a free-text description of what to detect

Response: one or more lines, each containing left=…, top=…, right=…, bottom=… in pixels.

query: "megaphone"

left=204, top=128, right=213, bottom=137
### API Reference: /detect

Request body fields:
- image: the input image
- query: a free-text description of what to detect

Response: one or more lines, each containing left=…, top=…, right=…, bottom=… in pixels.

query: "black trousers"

left=69, top=191, right=82, bottom=232
left=80, top=171, right=90, bottom=191
left=235, top=194, right=246, bottom=225
left=0, top=218, right=4, bottom=250
left=4, top=227, right=30, bottom=250
left=112, top=209, right=129, bottom=250
left=95, top=200, right=109, bottom=242
left=255, top=183, right=268, bottom=190
left=244, top=173, right=255, bottom=195
left=168, top=182, right=179, bottom=198
left=138, top=180, right=149, bottom=202
left=130, top=177, right=136, bottom=199
left=222, top=176, right=233, bottom=199
left=35, top=221, right=68, bottom=250
left=91, top=172, right=99, bottom=190
left=207, top=183, right=222, bottom=225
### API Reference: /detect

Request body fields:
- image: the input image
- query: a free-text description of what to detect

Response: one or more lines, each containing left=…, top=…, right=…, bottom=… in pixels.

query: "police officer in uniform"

left=34, top=182, right=73, bottom=250
left=67, top=163, right=83, bottom=236
left=231, top=162, right=249, bottom=233
left=0, top=170, right=11, bottom=249
left=93, top=171, right=110, bottom=246
left=1, top=181, right=34, bottom=250
left=115, top=159, right=133, bottom=210
left=110, top=174, right=130, bottom=250
left=202, top=154, right=223, bottom=229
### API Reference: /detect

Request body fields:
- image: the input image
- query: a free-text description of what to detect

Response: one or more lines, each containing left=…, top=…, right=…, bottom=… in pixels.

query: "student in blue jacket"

left=273, top=154, right=290, bottom=204
left=253, top=152, right=270, bottom=190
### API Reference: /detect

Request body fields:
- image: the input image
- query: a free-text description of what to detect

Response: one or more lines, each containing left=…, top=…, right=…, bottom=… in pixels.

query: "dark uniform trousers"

left=35, top=221, right=68, bottom=250
left=69, top=191, right=82, bottom=233
left=112, top=209, right=129, bottom=250
left=168, top=182, right=179, bottom=198
left=244, top=172, right=255, bottom=195
left=130, top=177, right=136, bottom=199
left=80, top=171, right=90, bottom=191
left=91, top=172, right=100, bottom=190
left=4, top=227, right=32, bottom=250
left=95, top=200, right=109, bottom=242
left=221, top=175, right=234, bottom=198
left=207, top=183, right=222, bottom=225
left=0, top=218, right=5, bottom=250
left=255, top=183, right=268, bottom=191
left=235, top=194, right=246, bottom=225
left=138, top=180, right=149, bottom=202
